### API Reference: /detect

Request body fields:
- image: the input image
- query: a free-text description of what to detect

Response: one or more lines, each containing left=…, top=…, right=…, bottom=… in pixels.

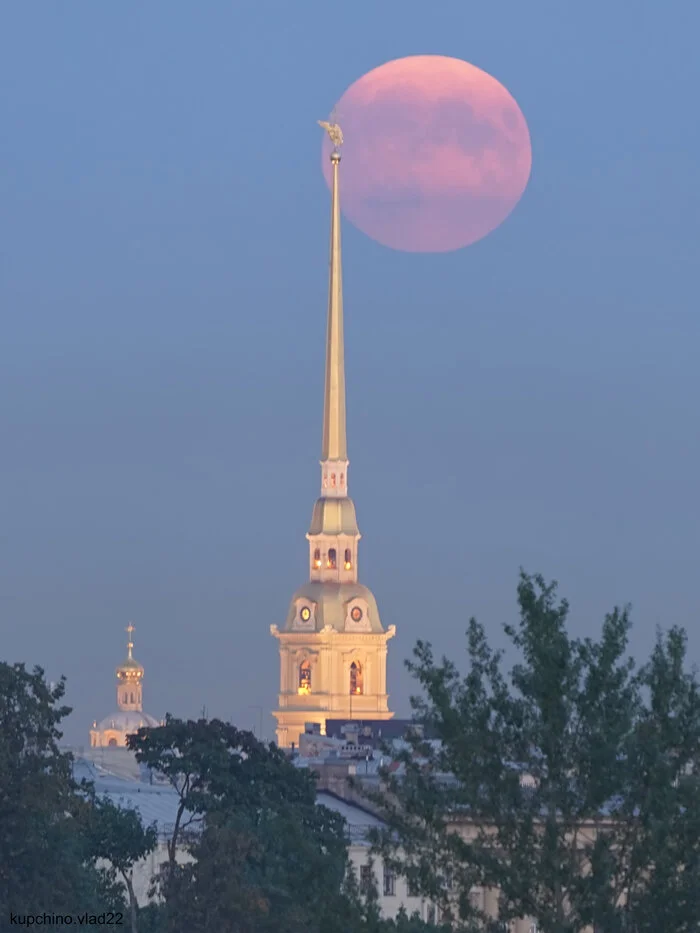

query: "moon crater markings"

left=322, top=55, right=532, bottom=252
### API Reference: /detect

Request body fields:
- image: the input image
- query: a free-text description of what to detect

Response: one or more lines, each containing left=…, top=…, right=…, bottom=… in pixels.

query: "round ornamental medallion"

left=350, top=606, right=363, bottom=623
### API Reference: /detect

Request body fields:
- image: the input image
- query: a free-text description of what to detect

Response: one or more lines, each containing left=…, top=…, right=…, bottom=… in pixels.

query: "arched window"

left=298, top=661, right=312, bottom=694
left=340, top=472, right=345, bottom=487
left=344, top=548, right=352, bottom=570
left=331, top=473, right=336, bottom=487
left=327, top=548, right=337, bottom=569
left=350, top=661, right=363, bottom=695
left=122, top=692, right=128, bottom=705
left=108, top=738, right=118, bottom=747
left=130, top=692, right=135, bottom=704
left=313, top=547, right=321, bottom=569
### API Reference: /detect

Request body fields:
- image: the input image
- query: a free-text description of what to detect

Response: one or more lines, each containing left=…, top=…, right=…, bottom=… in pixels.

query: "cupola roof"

left=116, top=623, right=144, bottom=679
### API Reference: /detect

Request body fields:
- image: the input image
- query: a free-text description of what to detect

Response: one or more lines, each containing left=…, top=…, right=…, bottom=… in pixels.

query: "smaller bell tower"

left=116, top=623, right=143, bottom=712
left=90, top=624, right=160, bottom=748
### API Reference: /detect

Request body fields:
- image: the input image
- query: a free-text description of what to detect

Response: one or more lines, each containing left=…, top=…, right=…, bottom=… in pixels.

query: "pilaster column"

left=378, top=646, right=388, bottom=694
left=281, top=647, right=291, bottom=694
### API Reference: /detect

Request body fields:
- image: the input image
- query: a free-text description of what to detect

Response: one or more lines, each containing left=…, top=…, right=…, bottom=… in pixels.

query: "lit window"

left=344, top=548, right=352, bottom=570
left=383, top=865, right=396, bottom=897
left=298, top=662, right=311, bottom=694
left=313, top=547, right=322, bottom=569
left=350, top=661, right=363, bottom=695
left=331, top=473, right=336, bottom=487
left=327, top=548, right=337, bottom=569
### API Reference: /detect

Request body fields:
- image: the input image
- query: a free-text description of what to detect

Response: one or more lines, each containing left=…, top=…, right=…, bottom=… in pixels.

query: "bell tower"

left=271, top=121, right=395, bottom=748
left=116, top=623, right=143, bottom=712
left=90, top=624, right=160, bottom=748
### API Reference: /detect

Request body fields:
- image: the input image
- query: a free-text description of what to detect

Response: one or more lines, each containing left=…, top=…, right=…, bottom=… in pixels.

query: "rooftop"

left=69, top=748, right=385, bottom=844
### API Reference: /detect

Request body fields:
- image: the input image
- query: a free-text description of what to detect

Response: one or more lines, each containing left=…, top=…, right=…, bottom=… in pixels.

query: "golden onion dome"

left=116, top=656, right=143, bottom=679
left=116, top=623, right=144, bottom=679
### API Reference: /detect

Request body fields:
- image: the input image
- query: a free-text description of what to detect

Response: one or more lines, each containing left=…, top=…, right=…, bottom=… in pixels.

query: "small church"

left=270, top=129, right=395, bottom=748
left=90, top=624, right=160, bottom=748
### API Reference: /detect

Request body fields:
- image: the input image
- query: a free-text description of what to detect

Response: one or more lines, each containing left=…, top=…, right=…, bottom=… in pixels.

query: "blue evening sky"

left=1, top=1, right=698, bottom=743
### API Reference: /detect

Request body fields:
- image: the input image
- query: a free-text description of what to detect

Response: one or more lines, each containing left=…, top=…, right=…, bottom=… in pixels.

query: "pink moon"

left=321, top=55, right=532, bottom=253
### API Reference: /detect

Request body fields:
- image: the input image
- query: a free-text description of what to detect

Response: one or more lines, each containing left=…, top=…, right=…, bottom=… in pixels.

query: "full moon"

left=321, top=55, right=532, bottom=253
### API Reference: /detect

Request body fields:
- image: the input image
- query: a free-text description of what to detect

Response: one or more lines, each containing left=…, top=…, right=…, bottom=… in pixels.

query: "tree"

left=0, top=662, right=124, bottom=916
left=581, top=627, right=700, bottom=932
left=366, top=572, right=700, bottom=933
left=127, top=717, right=359, bottom=932
left=391, top=906, right=452, bottom=932
left=86, top=795, right=157, bottom=933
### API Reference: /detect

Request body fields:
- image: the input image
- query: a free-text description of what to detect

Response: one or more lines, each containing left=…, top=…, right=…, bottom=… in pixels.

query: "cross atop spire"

left=126, top=622, right=135, bottom=660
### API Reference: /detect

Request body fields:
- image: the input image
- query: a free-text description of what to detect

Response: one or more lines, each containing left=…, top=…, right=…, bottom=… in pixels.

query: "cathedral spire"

left=318, top=120, right=348, bottom=496
left=270, top=121, right=395, bottom=749
left=322, top=147, right=346, bottom=464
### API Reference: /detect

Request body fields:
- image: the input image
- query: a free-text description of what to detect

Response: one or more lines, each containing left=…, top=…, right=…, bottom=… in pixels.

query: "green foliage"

left=584, top=626, right=700, bottom=932
left=87, top=794, right=157, bottom=880
left=134, top=903, right=166, bottom=933
left=391, top=906, right=452, bottom=932
left=366, top=572, right=700, bottom=933
left=0, top=662, right=125, bottom=916
left=128, top=716, right=360, bottom=932
left=85, top=794, right=158, bottom=932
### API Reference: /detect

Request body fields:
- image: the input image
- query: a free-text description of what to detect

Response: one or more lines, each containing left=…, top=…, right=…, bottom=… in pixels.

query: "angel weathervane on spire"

left=318, top=117, right=344, bottom=152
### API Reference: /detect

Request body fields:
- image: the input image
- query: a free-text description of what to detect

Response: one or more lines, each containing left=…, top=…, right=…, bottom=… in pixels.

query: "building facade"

left=271, top=131, right=395, bottom=747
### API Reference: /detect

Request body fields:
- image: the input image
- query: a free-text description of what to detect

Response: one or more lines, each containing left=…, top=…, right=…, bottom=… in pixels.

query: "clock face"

left=300, top=606, right=311, bottom=622
left=350, top=606, right=363, bottom=623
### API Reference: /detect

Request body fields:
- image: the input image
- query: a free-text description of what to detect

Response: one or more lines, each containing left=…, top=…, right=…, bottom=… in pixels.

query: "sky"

left=1, top=1, right=698, bottom=745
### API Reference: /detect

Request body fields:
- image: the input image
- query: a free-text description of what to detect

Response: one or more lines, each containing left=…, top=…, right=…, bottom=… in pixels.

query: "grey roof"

left=73, top=756, right=192, bottom=838
left=317, top=791, right=383, bottom=828
left=72, top=753, right=384, bottom=843
left=324, top=719, right=433, bottom=743
left=316, top=791, right=384, bottom=843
